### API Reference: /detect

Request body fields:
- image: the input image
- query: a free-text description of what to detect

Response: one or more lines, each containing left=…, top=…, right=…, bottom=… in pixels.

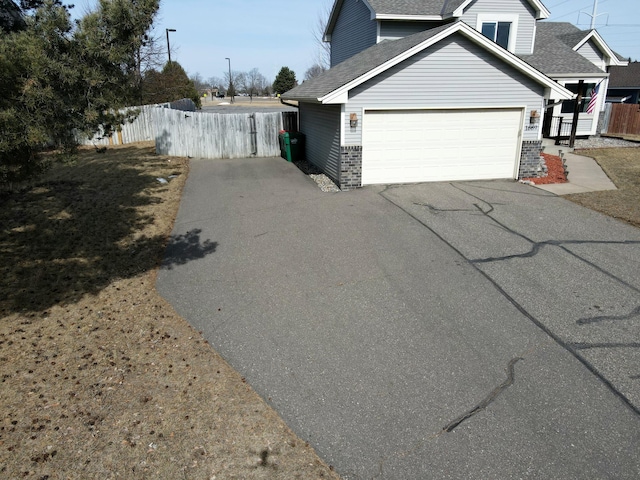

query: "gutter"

left=280, top=98, right=299, bottom=109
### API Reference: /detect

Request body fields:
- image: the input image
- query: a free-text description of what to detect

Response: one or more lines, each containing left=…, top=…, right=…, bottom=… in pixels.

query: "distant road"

left=200, top=96, right=297, bottom=114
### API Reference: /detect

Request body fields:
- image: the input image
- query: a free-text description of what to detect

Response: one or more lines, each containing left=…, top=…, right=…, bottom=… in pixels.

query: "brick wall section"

left=518, top=140, right=545, bottom=178
left=340, top=146, right=363, bottom=190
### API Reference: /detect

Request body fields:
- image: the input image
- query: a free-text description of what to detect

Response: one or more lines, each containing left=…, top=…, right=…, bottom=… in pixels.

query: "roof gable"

left=573, top=30, right=627, bottom=67
left=523, top=22, right=627, bottom=75
left=446, top=0, right=549, bottom=19
left=286, top=21, right=571, bottom=103
left=609, top=62, right=640, bottom=88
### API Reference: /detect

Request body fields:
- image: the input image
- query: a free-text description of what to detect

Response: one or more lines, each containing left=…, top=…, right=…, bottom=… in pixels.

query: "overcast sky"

left=72, top=0, right=639, bottom=84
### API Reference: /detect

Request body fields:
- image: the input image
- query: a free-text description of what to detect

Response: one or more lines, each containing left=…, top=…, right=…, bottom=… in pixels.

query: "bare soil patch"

left=566, top=147, right=640, bottom=228
left=0, top=143, right=338, bottom=479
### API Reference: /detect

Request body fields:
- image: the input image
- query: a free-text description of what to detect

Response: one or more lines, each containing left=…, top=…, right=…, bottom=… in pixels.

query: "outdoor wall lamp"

left=530, top=109, right=540, bottom=124
left=350, top=113, right=358, bottom=128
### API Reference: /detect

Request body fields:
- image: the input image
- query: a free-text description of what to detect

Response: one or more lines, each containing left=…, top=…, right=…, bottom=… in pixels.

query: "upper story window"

left=476, top=14, right=519, bottom=53
left=481, top=22, right=511, bottom=49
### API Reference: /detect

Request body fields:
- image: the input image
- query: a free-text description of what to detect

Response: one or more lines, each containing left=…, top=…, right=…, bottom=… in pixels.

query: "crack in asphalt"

left=370, top=344, right=547, bottom=479
left=379, top=186, right=640, bottom=418
left=577, top=305, right=640, bottom=325
left=471, top=239, right=640, bottom=265
left=412, top=202, right=477, bottom=214
left=446, top=184, right=640, bottom=297
left=443, top=357, right=523, bottom=432
left=569, top=342, right=640, bottom=350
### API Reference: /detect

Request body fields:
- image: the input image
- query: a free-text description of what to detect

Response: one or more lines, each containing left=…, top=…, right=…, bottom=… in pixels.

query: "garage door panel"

left=362, top=108, right=522, bottom=185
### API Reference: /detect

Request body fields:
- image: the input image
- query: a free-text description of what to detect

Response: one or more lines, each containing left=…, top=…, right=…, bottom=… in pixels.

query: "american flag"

left=587, top=82, right=601, bottom=114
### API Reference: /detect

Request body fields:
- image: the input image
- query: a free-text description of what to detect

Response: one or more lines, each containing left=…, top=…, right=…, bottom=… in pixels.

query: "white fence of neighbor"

left=76, top=98, right=197, bottom=147
left=153, top=108, right=283, bottom=159
left=75, top=105, right=158, bottom=146
left=76, top=98, right=286, bottom=159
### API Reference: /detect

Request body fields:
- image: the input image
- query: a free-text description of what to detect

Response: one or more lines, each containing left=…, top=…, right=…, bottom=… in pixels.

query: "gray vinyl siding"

left=577, top=40, right=605, bottom=71
left=379, top=21, right=441, bottom=41
left=344, top=34, right=544, bottom=144
left=460, top=0, right=537, bottom=55
left=299, top=103, right=341, bottom=182
left=577, top=116, right=594, bottom=133
left=331, top=0, right=377, bottom=66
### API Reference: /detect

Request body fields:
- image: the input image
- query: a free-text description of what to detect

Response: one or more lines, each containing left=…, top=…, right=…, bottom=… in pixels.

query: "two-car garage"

left=361, top=108, right=524, bottom=185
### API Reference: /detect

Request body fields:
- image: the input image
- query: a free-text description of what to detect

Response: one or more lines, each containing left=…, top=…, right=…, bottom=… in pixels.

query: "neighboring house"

left=282, top=0, right=627, bottom=190
left=527, top=22, right=626, bottom=138
left=607, top=62, right=640, bottom=104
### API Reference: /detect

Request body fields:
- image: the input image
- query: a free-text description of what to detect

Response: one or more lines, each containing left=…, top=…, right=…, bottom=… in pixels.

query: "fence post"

left=555, top=116, right=564, bottom=145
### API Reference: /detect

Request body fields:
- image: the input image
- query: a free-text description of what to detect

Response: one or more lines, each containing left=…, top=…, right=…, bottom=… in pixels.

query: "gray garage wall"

left=299, top=103, right=341, bottom=183
left=343, top=34, right=545, bottom=145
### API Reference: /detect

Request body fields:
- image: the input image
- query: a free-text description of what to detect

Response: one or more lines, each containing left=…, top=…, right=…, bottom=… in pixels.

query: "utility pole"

left=579, top=0, right=608, bottom=30
left=166, top=28, right=176, bottom=63
left=225, top=57, right=234, bottom=104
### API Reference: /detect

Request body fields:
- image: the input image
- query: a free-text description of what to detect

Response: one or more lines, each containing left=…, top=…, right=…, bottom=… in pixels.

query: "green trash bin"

left=278, top=131, right=305, bottom=162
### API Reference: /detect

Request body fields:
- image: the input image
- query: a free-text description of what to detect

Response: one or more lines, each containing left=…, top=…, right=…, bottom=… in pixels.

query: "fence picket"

left=77, top=102, right=290, bottom=159
left=608, top=104, right=640, bottom=135
left=152, top=109, right=285, bottom=159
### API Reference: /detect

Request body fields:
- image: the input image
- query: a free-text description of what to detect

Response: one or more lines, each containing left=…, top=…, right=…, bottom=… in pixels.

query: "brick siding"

left=518, top=140, right=545, bottom=178
left=340, top=146, right=363, bottom=190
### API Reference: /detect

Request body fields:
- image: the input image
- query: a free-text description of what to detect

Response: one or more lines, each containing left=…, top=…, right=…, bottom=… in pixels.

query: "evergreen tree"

left=272, top=67, right=297, bottom=95
left=0, top=0, right=160, bottom=188
left=141, top=61, right=201, bottom=108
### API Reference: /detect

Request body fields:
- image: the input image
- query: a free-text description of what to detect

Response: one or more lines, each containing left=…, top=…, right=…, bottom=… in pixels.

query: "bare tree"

left=189, top=72, right=208, bottom=91
left=313, top=0, right=332, bottom=69
left=223, top=70, right=244, bottom=99
left=207, top=75, right=224, bottom=97
left=208, top=76, right=224, bottom=90
left=304, top=63, right=326, bottom=81
left=241, top=68, right=269, bottom=101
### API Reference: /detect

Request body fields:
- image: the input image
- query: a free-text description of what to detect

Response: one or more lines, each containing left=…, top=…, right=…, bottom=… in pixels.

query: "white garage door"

left=362, top=108, right=523, bottom=185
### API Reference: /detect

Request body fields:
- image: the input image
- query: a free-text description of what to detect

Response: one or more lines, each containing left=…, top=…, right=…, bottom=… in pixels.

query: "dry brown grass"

left=0, top=143, right=338, bottom=479
left=566, top=147, right=640, bottom=228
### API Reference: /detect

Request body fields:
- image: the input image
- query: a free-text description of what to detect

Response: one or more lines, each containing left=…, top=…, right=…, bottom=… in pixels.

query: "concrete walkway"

left=536, top=140, right=617, bottom=195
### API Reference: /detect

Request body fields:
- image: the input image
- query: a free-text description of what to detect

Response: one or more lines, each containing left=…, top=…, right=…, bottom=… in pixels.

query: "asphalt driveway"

left=157, top=157, right=640, bottom=479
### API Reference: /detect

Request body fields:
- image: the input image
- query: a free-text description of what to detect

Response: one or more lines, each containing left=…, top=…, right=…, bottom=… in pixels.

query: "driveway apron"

left=157, top=157, right=640, bottom=479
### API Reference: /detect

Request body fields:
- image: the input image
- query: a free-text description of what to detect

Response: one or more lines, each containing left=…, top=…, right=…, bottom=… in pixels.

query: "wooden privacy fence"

left=76, top=99, right=197, bottom=146
left=153, top=109, right=284, bottom=159
left=76, top=105, right=157, bottom=146
left=605, top=103, right=640, bottom=135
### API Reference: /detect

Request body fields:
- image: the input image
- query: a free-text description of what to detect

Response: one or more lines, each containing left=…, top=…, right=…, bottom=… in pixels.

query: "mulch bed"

left=523, top=153, right=568, bottom=185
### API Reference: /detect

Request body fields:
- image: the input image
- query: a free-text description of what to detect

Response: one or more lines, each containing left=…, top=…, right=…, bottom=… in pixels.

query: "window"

left=476, top=14, right=519, bottom=52
left=482, top=22, right=511, bottom=49
left=560, top=83, right=596, bottom=114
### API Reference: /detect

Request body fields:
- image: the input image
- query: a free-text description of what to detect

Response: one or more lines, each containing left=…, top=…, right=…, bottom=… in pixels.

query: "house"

left=527, top=22, right=627, bottom=138
left=607, top=62, right=640, bottom=104
left=282, top=0, right=627, bottom=190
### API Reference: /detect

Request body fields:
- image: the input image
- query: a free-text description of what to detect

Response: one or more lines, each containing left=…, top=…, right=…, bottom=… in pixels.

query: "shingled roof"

left=326, top=0, right=549, bottom=33
left=609, top=62, right=640, bottom=88
left=365, top=0, right=448, bottom=16
left=286, top=23, right=453, bottom=102
left=285, top=21, right=572, bottom=102
left=518, top=22, right=605, bottom=75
